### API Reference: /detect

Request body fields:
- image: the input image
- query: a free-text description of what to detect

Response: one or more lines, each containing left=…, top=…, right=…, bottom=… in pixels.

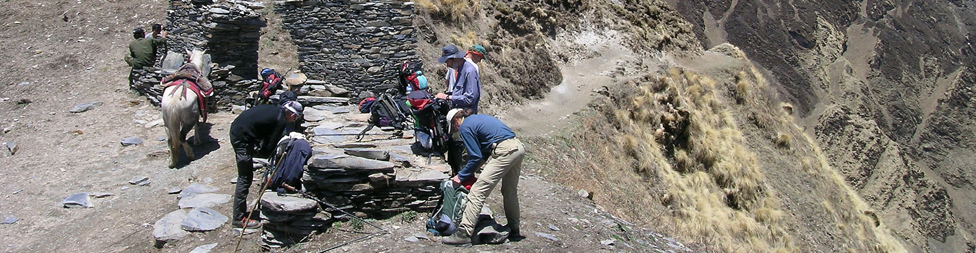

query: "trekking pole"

left=233, top=152, right=288, bottom=252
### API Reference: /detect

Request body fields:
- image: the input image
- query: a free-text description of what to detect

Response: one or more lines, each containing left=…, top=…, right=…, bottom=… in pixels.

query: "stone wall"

left=166, top=0, right=265, bottom=79
left=275, top=0, right=419, bottom=97
left=129, top=0, right=267, bottom=107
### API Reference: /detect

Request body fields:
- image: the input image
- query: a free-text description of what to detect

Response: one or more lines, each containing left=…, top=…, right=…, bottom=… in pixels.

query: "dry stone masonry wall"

left=275, top=0, right=420, bottom=96
left=166, top=0, right=264, bottom=79
left=130, top=0, right=265, bottom=107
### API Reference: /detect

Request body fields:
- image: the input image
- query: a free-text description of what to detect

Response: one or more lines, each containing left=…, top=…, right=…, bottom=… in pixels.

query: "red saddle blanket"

left=163, top=79, right=212, bottom=122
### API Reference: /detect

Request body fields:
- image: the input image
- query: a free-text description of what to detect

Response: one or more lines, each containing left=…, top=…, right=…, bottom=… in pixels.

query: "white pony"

left=161, top=49, right=211, bottom=168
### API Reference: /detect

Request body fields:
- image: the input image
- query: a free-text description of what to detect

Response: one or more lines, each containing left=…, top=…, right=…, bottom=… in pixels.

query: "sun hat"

left=283, top=100, right=304, bottom=116
left=470, top=44, right=486, bottom=59
left=446, top=108, right=462, bottom=122
left=437, top=45, right=466, bottom=63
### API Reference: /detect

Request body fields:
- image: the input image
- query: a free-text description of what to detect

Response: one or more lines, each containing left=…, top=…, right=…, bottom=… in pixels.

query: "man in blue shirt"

left=441, top=108, right=525, bottom=245
left=435, top=45, right=481, bottom=114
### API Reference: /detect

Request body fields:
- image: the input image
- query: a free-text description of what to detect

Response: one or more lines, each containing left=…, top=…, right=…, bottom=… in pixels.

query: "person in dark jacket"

left=441, top=108, right=525, bottom=245
left=228, top=101, right=303, bottom=228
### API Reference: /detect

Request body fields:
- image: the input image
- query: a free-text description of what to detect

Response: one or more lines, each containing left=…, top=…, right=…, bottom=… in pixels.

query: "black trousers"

left=230, top=133, right=255, bottom=221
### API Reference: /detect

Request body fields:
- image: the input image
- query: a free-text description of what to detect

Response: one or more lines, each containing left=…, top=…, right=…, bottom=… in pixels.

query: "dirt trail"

left=498, top=31, right=639, bottom=137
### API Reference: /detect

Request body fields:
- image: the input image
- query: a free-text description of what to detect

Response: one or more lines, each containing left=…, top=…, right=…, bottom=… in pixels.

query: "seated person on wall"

left=124, top=27, right=167, bottom=86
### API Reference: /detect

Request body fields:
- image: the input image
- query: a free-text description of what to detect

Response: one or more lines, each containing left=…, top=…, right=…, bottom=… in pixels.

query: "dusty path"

left=498, top=31, right=641, bottom=137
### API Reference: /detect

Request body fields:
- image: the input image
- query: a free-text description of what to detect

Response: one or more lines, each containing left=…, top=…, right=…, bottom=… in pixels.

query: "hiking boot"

left=507, top=227, right=525, bottom=242
left=442, top=232, right=472, bottom=246
left=233, top=219, right=261, bottom=229
left=508, top=232, right=526, bottom=242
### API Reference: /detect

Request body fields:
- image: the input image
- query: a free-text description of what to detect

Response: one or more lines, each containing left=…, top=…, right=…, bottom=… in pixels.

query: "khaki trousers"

left=458, top=138, right=525, bottom=236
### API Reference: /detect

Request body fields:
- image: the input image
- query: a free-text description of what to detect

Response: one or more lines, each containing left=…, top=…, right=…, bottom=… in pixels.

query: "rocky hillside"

left=671, top=1, right=976, bottom=251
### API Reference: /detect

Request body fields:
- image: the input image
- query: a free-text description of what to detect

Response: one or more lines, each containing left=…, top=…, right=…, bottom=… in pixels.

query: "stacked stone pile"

left=152, top=183, right=232, bottom=247
left=259, top=192, right=332, bottom=248
left=295, top=104, right=450, bottom=219
left=275, top=0, right=420, bottom=96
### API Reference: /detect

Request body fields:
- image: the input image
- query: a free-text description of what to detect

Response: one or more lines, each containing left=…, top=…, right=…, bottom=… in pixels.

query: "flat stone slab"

left=261, top=193, right=318, bottom=213
left=189, top=243, right=218, bottom=253
left=1, top=216, right=18, bottom=224
left=314, top=122, right=344, bottom=131
left=331, top=142, right=376, bottom=148
left=395, top=168, right=449, bottom=186
left=69, top=101, right=102, bottom=113
left=307, top=154, right=395, bottom=172
left=129, top=176, right=149, bottom=185
left=178, top=193, right=231, bottom=209
left=311, top=146, right=343, bottom=156
left=298, top=96, right=349, bottom=104
left=389, top=153, right=413, bottom=167
left=535, top=232, right=559, bottom=241
left=344, top=148, right=390, bottom=161
left=153, top=210, right=188, bottom=243
left=90, top=192, right=114, bottom=198
left=303, top=107, right=330, bottom=122
left=120, top=137, right=143, bottom=146
left=62, top=192, right=93, bottom=208
left=178, top=183, right=219, bottom=199
left=182, top=207, right=228, bottom=232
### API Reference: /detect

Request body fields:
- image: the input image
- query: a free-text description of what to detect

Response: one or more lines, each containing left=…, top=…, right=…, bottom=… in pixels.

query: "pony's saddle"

left=161, top=64, right=214, bottom=121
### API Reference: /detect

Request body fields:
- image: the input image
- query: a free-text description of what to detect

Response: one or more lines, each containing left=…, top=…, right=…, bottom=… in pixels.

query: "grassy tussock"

left=414, top=0, right=481, bottom=23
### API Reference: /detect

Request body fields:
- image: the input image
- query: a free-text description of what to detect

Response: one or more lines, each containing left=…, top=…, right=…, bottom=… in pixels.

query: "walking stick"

left=233, top=152, right=288, bottom=252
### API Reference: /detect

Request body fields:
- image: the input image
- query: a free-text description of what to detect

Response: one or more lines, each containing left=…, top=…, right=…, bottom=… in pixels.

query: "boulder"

left=153, top=210, right=188, bottom=243
left=182, top=207, right=228, bottom=232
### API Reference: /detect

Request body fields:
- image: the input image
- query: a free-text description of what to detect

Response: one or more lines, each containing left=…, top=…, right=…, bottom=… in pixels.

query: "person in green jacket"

left=125, top=27, right=166, bottom=85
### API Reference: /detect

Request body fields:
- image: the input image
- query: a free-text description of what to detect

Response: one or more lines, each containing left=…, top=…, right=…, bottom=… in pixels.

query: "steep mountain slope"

left=416, top=0, right=907, bottom=251
left=671, top=0, right=976, bottom=251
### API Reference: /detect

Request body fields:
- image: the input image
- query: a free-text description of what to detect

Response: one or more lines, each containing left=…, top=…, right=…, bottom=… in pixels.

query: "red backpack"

left=259, top=68, right=283, bottom=99
left=398, top=60, right=428, bottom=95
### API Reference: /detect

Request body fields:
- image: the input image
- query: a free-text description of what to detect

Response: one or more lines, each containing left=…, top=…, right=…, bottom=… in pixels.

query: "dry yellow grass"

left=414, top=0, right=481, bottom=23
left=531, top=63, right=905, bottom=252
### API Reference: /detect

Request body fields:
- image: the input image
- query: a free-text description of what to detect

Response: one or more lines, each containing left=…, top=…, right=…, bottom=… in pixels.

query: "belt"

left=488, top=138, right=515, bottom=154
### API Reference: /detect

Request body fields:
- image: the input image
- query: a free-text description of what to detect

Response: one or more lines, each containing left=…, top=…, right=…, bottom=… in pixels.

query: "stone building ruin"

left=135, top=0, right=445, bottom=248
